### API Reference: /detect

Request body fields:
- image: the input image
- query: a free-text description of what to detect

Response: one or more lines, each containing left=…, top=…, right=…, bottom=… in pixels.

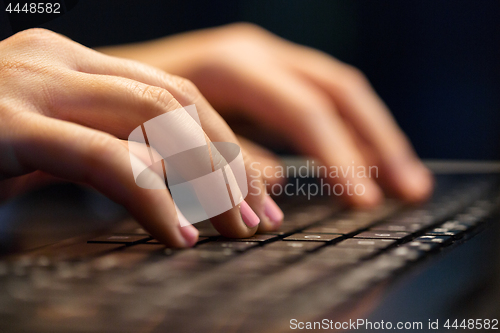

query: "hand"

left=0, top=28, right=284, bottom=247
left=100, top=23, right=433, bottom=207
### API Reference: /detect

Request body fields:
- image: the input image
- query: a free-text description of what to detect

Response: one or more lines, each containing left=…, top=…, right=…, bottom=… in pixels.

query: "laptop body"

left=0, top=160, right=499, bottom=333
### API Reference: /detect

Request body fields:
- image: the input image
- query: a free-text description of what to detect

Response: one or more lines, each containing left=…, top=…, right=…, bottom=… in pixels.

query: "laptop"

left=0, top=159, right=499, bottom=332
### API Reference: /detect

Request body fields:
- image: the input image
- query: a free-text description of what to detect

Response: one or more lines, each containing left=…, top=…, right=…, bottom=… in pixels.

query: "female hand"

left=100, top=23, right=434, bottom=207
left=0, top=28, right=283, bottom=247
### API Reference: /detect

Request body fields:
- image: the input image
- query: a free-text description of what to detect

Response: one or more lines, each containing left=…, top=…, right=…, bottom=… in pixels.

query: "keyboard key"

left=243, top=249, right=303, bottom=265
left=219, top=234, right=277, bottom=243
left=196, top=241, right=259, bottom=252
left=319, top=218, right=369, bottom=228
left=88, top=234, right=150, bottom=245
left=370, top=222, right=424, bottom=232
left=415, top=235, right=452, bottom=245
left=264, top=241, right=323, bottom=252
left=288, top=258, right=344, bottom=274
left=454, top=213, right=479, bottom=226
left=221, top=255, right=282, bottom=275
left=303, top=225, right=358, bottom=235
left=354, top=231, right=409, bottom=240
left=258, top=224, right=299, bottom=235
left=388, top=246, right=423, bottom=261
left=30, top=242, right=125, bottom=262
left=425, top=228, right=463, bottom=238
left=251, top=264, right=327, bottom=297
left=440, top=221, right=469, bottom=231
left=336, top=238, right=396, bottom=250
left=425, top=220, right=471, bottom=238
left=314, top=246, right=377, bottom=262
left=123, top=244, right=167, bottom=253
left=91, top=252, right=150, bottom=271
left=406, top=241, right=440, bottom=252
left=321, top=203, right=400, bottom=229
left=145, top=237, right=213, bottom=245
left=171, top=249, right=235, bottom=265
left=283, top=233, right=343, bottom=242
left=370, top=254, right=407, bottom=275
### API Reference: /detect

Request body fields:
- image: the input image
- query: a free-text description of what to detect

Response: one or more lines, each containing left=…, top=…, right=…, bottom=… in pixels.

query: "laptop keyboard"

left=1, top=175, right=499, bottom=332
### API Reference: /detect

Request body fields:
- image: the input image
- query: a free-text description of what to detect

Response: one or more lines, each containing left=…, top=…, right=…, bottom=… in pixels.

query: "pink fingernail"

left=179, top=224, right=198, bottom=247
left=264, top=196, right=284, bottom=225
left=240, top=200, right=260, bottom=228
left=177, top=212, right=198, bottom=247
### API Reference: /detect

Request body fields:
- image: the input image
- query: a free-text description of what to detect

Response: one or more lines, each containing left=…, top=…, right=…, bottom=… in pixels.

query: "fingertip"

left=264, top=195, right=284, bottom=227
left=340, top=181, right=384, bottom=209
left=401, top=164, right=434, bottom=203
left=240, top=200, right=260, bottom=228
left=179, top=224, right=199, bottom=247
left=351, top=180, right=384, bottom=208
left=177, top=211, right=199, bottom=247
left=382, top=156, right=434, bottom=204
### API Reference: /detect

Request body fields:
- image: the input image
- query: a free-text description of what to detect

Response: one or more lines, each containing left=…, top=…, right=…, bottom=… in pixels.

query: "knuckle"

left=341, top=65, right=370, bottom=91
left=136, top=84, right=178, bottom=112
left=170, top=75, right=200, bottom=104
left=242, top=151, right=261, bottom=179
left=86, top=133, right=119, bottom=159
left=213, top=23, right=271, bottom=59
left=226, top=22, right=267, bottom=37
left=10, top=28, right=63, bottom=48
left=2, top=29, right=73, bottom=69
left=13, top=28, right=53, bottom=40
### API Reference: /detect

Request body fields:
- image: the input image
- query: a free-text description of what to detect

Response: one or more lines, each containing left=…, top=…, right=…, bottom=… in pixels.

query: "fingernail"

left=177, top=212, right=198, bottom=247
left=240, top=200, right=260, bottom=228
left=264, top=195, right=284, bottom=225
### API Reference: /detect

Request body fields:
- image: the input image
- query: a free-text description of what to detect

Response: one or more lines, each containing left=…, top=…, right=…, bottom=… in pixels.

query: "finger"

left=283, top=48, right=433, bottom=202
left=167, top=83, right=284, bottom=232
left=60, top=71, right=264, bottom=235
left=0, top=171, right=62, bottom=202
left=72, top=54, right=283, bottom=232
left=5, top=112, right=198, bottom=248
left=210, top=62, right=384, bottom=207
left=338, top=112, right=432, bottom=201
left=237, top=135, right=285, bottom=187
left=236, top=136, right=285, bottom=233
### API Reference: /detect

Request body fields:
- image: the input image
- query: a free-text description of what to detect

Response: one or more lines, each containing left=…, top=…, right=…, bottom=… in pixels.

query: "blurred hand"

left=100, top=23, right=433, bottom=207
left=0, top=28, right=284, bottom=247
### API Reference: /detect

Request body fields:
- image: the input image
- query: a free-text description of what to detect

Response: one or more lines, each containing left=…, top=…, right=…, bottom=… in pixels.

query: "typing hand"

left=101, top=23, right=433, bottom=207
left=0, top=29, right=284, bottom=247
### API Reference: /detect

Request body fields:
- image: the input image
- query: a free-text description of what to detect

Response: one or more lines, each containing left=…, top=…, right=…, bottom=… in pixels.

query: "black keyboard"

left=1, top=175, right=499, bottom=333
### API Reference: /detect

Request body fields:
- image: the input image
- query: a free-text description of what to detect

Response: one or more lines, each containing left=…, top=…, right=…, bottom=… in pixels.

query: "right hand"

left=0, top=29, right=283, bottom=248
left=100, top=23, right=433, bottom=207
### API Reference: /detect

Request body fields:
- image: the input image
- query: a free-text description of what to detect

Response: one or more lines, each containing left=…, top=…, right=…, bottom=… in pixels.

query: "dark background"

left=2, top=0, right=500, bottom=160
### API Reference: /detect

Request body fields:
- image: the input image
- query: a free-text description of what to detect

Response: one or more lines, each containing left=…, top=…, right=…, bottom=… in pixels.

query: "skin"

left=0, top=24, right=433, bottom=247
left=0, top=28, right=274, bottom=248
left=99, top=23, right=434, bottom=206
